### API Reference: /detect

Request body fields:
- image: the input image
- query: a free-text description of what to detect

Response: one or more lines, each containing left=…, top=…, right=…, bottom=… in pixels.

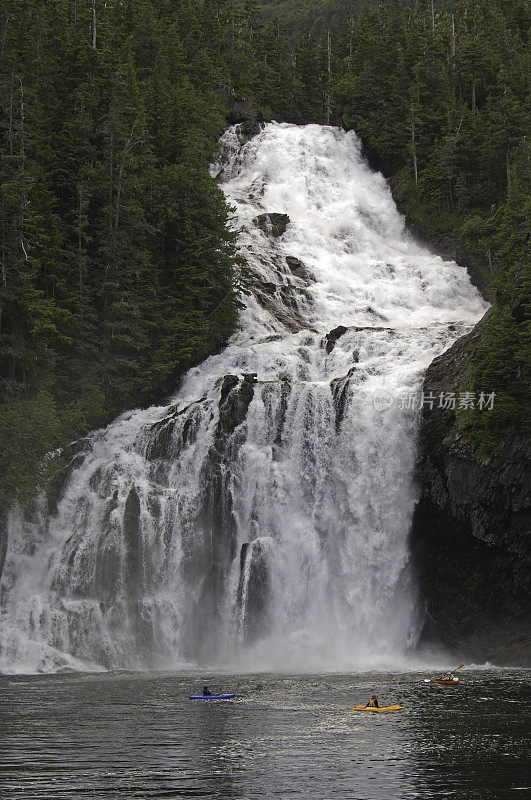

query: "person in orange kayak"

left=367, top=695, right=379, bottom=708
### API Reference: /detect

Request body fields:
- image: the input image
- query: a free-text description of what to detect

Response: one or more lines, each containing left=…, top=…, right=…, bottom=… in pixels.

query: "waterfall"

left=0, top=123, right=487, bottom=674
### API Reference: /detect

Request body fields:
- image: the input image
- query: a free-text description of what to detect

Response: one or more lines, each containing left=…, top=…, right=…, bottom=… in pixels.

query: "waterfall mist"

left=0, top=124, right=487, bottom=674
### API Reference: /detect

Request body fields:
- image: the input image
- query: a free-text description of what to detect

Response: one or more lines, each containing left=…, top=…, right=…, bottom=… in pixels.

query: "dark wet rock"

left=330, top=362, right=366, bottom=433
left=254, top=213, right=290, bottom=238
left=237, top=119, right=265, bottom=145
left=325, top=325, right=349, bottom=354
left=219, top=374, right=239, bottom=406
left=365, top=306, right=389, bottom=321
left=89, top=466, right=104, bottom=492
left=189, top=463, right=237, bottom=653
left=352, top=325, right=394, bottom=333
left=146, top=399, right=206, bottom=461
left=411, top=310, right=531, bottom=665
left=182, top=377, right=260, bottom=660
left=0, top=513, right=8, bottom=577
left=331, top=381, right=349, bottom=432
left=239, top=541, right=250, bottom=572
left=278, top=284, right=301, bottom=311
left=145, top=418, right=176, bottom=462
left=181, top=416, right=197, bottom=447
left=330, top=371, right=352, bottom=433
left=274, top=379, right=292, bottom=449
left=123, top=487, right=142, bottom=600
left=218, top=373, right=257, bottom=436
left=285, top=256, right=309, bottom=280
left=262, top=334, right=284, bottom=343
left=250, top=274, right=309, bottom=333
left=121, top=488, right=159, bottom=662
left=94, top=500, right=121, bottom=605
left=237, top=539, right=272, bottom=643
left=146, top=494, right=162, bottom=521
left=260, top=280, right=278, bottom=295
left=103, top=489, right=119, bottom=529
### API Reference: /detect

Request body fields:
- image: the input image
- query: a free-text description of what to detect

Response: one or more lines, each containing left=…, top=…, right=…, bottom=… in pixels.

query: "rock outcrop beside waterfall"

left=411, top=313, right=531, bottom=665
left=0, top=514, right=8, bottom=579
left=221, top=86, right=266, bottom=145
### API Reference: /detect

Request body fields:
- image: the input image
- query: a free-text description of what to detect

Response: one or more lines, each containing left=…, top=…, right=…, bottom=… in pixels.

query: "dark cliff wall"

left=0, top=514, right=7, bottom=579
left=411, top=313, right=531, bottom=665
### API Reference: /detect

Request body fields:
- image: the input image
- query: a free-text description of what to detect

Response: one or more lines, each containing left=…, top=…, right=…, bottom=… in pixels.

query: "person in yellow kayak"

left=366, top=694, right=379, bottom=708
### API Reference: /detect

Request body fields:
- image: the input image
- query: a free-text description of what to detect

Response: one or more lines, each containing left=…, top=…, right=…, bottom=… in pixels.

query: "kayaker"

left=203, top=686, right=212, bottom=696
left=367, top=695, right=379, bottom=708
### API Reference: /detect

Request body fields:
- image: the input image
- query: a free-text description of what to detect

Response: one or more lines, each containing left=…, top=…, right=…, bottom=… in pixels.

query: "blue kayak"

left=189, top=693, right=235, bottom=700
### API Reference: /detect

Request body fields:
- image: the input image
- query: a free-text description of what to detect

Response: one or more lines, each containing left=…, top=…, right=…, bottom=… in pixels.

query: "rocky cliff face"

left=410, top=311, right=531, bottom=665
left=0, top=513, right=7, bottom=579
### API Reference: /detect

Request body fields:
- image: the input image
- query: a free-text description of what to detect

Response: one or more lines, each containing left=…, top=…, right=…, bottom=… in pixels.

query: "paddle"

left=424, top=664, right=465, bottom=683
left=447, top=663, right=465, bottom=675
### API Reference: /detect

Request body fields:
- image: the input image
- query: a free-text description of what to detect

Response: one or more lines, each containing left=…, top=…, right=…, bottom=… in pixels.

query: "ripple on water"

left=1, top=670, right=530, bottom=800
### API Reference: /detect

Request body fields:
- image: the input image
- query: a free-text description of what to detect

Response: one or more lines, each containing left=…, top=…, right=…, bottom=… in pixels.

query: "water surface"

left=1, top=669, right=529, bottom=799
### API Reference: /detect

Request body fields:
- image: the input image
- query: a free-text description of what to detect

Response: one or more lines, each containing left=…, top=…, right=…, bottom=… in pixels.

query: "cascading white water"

left=0, top=124, right=487, bottom=674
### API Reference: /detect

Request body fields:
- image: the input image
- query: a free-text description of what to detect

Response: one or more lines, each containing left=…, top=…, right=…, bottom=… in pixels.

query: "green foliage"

left=258, top=0, right=363, bottom=33
left=0, top=391, right=63, bottom=510
left=467, top=150, right=531, bottom=454
left=0, top=0, right=241, bottom=515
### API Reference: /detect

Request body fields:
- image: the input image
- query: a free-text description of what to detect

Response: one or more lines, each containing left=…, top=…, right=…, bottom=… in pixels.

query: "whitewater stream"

left=0, top=123, right=486, bottom=674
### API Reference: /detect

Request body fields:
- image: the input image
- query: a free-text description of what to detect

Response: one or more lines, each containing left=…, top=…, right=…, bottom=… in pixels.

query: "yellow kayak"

left=352, top=704, right=404, bottom=712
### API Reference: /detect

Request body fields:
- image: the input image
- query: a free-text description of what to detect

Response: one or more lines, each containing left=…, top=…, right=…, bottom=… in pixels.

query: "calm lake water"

left=0, top=669, right=530, bottom=799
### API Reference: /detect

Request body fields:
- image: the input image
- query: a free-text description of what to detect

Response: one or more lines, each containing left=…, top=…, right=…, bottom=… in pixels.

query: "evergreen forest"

left=1, top=0, right=529, bottom=515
